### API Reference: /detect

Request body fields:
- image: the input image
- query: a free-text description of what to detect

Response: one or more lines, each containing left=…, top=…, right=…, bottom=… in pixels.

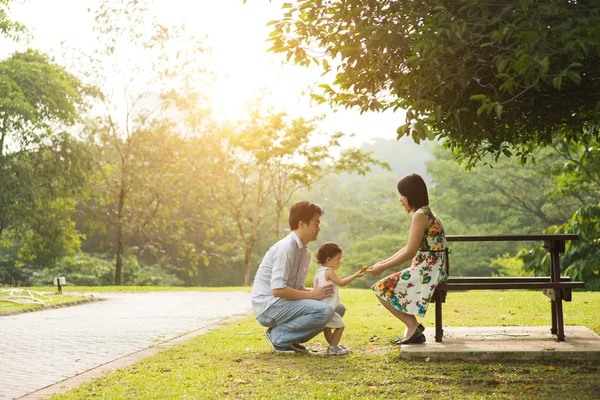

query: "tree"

left=426, top=144, right=585, bottom=275
left=207, top=110, right=389, bottom=286
left=427, top=146, right=581, bottom=231
left=0, top=49, right=93, bottom=279
left=518, top=132, right=600, bottom=290
left=0, top=134, right=90, bottom=276
left=76, top=0, right=212, bottom=285
left=267, top=0, right=600, bottom=166
left=0, top=0, right=27, bottom=41
left=0, top=49, right=91, bottom=157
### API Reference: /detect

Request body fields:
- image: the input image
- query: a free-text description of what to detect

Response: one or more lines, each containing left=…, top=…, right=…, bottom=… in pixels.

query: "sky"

left=1, top=0, right=407, bottom=147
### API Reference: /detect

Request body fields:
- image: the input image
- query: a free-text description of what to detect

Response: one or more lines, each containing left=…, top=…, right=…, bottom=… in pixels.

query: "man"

left=251, top=201, right=338, bottom=353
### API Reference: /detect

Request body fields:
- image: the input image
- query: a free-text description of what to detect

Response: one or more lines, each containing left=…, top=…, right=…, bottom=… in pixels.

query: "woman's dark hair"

left=288, top=201, right=324, bottom=230
left=316, top=242, right=342, bottom=265
left=397, top=173, right=429, bottom=211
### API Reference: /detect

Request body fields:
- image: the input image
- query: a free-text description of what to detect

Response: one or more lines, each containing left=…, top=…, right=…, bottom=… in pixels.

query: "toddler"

left=313, top=242, right=365, bottom=356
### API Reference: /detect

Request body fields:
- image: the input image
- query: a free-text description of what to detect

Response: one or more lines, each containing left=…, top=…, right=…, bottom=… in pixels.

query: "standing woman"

left=367, top=173, right=447, bottom=344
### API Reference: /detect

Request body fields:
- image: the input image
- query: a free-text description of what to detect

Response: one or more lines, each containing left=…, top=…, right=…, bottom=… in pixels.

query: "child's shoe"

left=327, top=345, right=351, bottom=356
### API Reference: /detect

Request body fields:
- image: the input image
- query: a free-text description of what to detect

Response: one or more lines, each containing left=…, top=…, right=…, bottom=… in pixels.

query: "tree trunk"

left=275, top=207, right=281, bottom=240
left=114, top=184, right=126, bottom=285
left=243, top=245, right=253, bottom=286
left=115, top=238, right=124, bottom=286
left=0, top=128, right=5, bottom=158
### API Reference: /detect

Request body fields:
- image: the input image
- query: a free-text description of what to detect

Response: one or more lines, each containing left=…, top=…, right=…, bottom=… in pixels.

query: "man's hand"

left=312, top=283, right=334, bottom=300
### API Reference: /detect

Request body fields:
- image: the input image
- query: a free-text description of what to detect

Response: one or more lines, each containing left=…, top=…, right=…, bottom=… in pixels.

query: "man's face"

left=305, top=214, right=321, bottom=242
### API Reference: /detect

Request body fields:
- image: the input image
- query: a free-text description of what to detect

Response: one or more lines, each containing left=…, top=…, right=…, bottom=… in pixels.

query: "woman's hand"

left=366, top=263, right=386, bottom=276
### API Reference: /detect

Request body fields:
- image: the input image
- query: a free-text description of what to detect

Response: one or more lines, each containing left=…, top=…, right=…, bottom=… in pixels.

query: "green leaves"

left=268, top=0, right=600, bottom=167
left=0, top=0, right=28, bottom=42
left=0, top=49, right=93, bottom=156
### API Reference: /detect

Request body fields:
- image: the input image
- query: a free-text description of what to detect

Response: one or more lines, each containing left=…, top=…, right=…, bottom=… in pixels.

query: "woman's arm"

left=325, top=268, right=365, bottom=287
left=367, top=213, right=429, bottom=276
left=375, top=246, right=406, bottom=266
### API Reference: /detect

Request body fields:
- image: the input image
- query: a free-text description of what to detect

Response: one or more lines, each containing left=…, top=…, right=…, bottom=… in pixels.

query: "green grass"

left=52, top=289, right=600, bottom=399
left=0, top=289, right=93, bottom=315
left=19, top=285, right=251, bottom=293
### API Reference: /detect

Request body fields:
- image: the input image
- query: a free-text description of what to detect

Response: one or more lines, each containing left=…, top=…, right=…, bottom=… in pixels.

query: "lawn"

left=51, top=289, right=599, bottom=399
left=1, top=286, right=249, bottom=315
left=0, top=288, right=93, bottom=315
left=23, top=285, right=251, bottom=293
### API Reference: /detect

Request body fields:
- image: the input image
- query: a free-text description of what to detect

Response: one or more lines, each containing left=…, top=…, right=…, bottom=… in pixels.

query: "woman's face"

left=399, top=194, right=412, bottom=212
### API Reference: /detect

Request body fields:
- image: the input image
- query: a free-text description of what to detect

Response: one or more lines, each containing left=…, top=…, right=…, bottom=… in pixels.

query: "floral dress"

left=372, top=206, right=447, bottom=318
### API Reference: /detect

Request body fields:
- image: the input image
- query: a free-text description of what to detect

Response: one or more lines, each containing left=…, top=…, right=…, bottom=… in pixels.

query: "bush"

left=26, top=253, right=184, bottom=287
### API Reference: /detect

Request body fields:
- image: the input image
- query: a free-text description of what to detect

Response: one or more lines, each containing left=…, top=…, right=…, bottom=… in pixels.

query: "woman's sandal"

left=394, top=324, right=426, bottom=345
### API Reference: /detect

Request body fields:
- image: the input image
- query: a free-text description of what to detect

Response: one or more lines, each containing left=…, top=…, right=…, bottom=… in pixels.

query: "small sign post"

left=53, top=277, right=66, bottom=294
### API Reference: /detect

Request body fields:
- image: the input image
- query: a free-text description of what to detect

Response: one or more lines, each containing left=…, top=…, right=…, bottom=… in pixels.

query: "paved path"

left=0, top=291, right=252, bottom=400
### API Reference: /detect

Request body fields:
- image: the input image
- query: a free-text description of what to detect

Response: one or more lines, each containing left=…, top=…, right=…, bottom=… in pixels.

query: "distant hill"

left=341, top=137, right=435, bottom=186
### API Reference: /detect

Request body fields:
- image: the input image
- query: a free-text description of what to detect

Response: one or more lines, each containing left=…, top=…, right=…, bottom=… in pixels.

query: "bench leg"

left=548, top=239, right=566, bottom=341
left=435, top=294, right=443, bottom=342
left=555, top=298, right=565, bottom=341
left=551, top=300, right=558, bottom=335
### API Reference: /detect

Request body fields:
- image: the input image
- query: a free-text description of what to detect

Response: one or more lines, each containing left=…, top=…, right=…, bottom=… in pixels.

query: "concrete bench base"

left=400, top=326, right=600, bottom=362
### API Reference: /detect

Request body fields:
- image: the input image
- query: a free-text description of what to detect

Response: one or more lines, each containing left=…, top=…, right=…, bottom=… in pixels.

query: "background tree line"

left=1, top=0, right=599, bottom=290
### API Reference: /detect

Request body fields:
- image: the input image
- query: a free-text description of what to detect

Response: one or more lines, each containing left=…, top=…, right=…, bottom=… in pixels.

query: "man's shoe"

left=327, top=345, right=351, bottom=356
left=290, top=343, right=308, bottom=353
left=264, top=329, right=276, bottom=351
left=273, top=344, right=296, bottom=353
left=265, top=329, right=296, bottom=353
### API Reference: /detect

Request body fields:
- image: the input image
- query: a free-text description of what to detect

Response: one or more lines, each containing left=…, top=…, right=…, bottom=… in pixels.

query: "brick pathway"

left=0, top=291, right=251, bottom=400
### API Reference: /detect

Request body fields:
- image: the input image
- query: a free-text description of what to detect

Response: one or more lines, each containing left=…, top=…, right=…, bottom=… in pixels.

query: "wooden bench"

left=432, top=234, right=585, bottom=342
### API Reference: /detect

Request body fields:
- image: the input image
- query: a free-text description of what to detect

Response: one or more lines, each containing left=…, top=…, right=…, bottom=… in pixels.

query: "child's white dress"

left=313, top=266, right=345, bottom=328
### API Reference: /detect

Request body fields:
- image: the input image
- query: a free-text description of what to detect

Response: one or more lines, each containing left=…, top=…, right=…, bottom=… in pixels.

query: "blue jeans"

left=257, top=299, right=345, bottom=347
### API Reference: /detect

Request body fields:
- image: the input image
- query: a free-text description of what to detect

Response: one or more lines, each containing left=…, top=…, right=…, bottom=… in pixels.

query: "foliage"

left=517, top=133, right=600, bottom=290
left=424, top=144, right=591, bottom=276
left=74, top=0, right=214, bottom=285
left=491, top=254, right=533, bottom=278
left=0, top=133, right=91, bottom=272
left=0, top=44, right=94, bottom=277
left=22, top=253, right=184, bottom=287
left=547, top=130, right=600, bottom=204
left=519, top=205, right=600, bottom=291
left=428, top=146, right=581, bottom=230
left=53, top=289, right=600, bottom=400
left=0, top=0, right=27, bottom=41
left=267, top=0, right=600, bottom=166
left=206, top=110, right=389, bottom=285
left=0, top=49, right=93, bottom=156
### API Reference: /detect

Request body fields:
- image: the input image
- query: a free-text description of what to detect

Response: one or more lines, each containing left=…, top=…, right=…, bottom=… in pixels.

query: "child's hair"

left=316, top=242, right=342, bottom=265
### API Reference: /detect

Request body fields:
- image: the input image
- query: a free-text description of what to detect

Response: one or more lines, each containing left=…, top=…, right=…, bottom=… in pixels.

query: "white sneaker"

left=327, top=345, right=351, bottom=356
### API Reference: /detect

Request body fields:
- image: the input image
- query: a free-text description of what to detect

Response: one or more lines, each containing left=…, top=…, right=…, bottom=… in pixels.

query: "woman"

left=367, top=173, right=447, bottom=344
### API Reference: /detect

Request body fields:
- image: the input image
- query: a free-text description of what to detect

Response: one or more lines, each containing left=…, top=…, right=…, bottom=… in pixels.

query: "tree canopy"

left=0, top=0, right=27, bottom=41
left=0, top=49, right=93, bottom=156
left=268, top=0, right=600, bottom=166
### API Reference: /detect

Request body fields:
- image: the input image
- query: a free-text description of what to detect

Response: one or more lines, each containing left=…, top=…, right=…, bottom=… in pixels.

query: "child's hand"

left=357, top=265, right=368, bottom=277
